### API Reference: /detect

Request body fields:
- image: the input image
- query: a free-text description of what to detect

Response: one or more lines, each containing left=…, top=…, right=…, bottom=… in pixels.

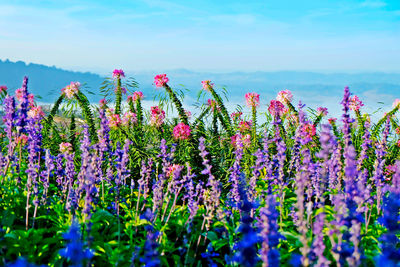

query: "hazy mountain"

left=1, top=59, right=400, bottom=112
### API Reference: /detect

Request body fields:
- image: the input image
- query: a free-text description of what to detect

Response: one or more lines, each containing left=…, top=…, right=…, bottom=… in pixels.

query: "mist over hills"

left=1, top=59, right=400, bottom=118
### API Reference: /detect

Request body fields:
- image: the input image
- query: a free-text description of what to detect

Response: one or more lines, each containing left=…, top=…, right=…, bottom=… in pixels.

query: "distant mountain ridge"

left=1, top=59, right=400, bottom=106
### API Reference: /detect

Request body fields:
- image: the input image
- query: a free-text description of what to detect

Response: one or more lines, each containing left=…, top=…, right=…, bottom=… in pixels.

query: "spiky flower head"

left=317, top=107, right=328, bottom=117
left=268, top=100, right=287, bottom=117
left=122, top=111, right=137, bottom=126
left=132, top=91, right=144, bottom=101
left=154, top=74, right=169, bottom=88
left=0, top=85, right=7, bottom=94
left=62, top=82, right=80, bottom=99
left=349, top=95, right=364, bottom=111
left=150, top=106, right=166, bottom=127
left=173, top=123, right=191, bottom=140
left=60, top=142, right=73, bottom=154
left=201, top=80, right=214, bottom=91
left=276, top=89, right=293, bottom=104
left=108, top=113, right=122, bottom=129
left=112, top=69, right=125, bottom=78
left=245, top=92, right=260, bottom=108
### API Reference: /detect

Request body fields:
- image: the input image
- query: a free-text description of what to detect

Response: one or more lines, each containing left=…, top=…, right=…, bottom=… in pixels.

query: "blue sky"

left=0, top=0, right=399, bottom=73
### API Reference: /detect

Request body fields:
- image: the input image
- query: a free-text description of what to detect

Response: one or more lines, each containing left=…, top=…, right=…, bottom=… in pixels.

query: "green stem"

left=163, top=84, right=188, bottom=124
left=115, top=78, right=122, bottom=115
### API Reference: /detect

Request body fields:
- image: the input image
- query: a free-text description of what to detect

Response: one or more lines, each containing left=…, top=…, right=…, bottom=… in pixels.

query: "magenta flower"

left=231, top=111, right=243, bottom=121
left=59, top=142, right=73, bottom=154
left=302, top=123, right=316, bottom=139
left=184, top=110, right=192, bottom=120
left=349, top=95, right=364, bottom=111
left=0, top=85, right=7, bottom=94
left=238, top=120, right=252, bottom=133
left=317, top=107, right=328, bottom=117
left=108, top=114, right=122, bottom=129
left=99, top=98, right=107, bottom=108
left=276, top=89, right=293, bottom=104
left=173, top=123, right=191, bottom=140
left=245, top=92, right=260, bottom=108
left=268, top=100, right=287, bottom=117
left=62, top=82, right=80, bottom=99
left=28, top=93, right=35, bottom=107
left=201, top=80, right=214, bottom=91
left=231, top=133, right=251, bottom=149
left=132, top=91, right=144, bottom=101
left=154, top=74, right=169, bottom=88
left=150, top=106, right=166, bottom=127
left=16, top=134, right=28, bottom=145
left=15, top=88, right=24, bottom=102
left=112, top=69, right=125, bottom=78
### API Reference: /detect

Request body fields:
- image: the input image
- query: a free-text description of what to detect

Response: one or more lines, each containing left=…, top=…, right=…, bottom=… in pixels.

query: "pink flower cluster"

left=150, top=106, right=166, bottom=127
left=302, top=123, right=316, bottom=139
left=108, top=113, right=122, bottom=129
left=59, top=142, right=73, bottom=154
left=154, top=74, right=169, bottom=88
left=238, top=121, right=252, bottom=133
left=112, top=69, right=125, bottom=79
left=173, top=123, right=191, bottom=140
left=99, top=98, right=107, bottom=109
left=167, top=164, right=184, bottom=177
left=16, top=134, right=28, bottom=145
left=0, top=85, right=7, bottom=94
left=276, top=89, right=293, bottom=104
left=62, top=82, right=80, bottom=99
left=201, top=80, right=214, bottom=91
left=230, top=111, right=243, bottom=121
left=317, top=107, right=328, bottom=117
left=268, top=100, right=287, bottom=117
left=132, top=91, right=144, bottom=102
left=245, top=92, right=260, bottom=108
left=15, top=88, right=35, bottom=106
left=27, top=106, right=45, bottom=119
left=349, top=95, right=364, bottom=111
left=185, top=110, right=192, bottom=120
left=122, top=111, right=138, bottom=126
left=328, top=118, right=337, bottom=125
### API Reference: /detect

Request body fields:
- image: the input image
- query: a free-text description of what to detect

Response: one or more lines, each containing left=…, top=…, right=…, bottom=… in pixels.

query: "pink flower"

left=0, top=85, right=7, bottom=94
left=150, top=106, right=166, bottom=127
left=59, top=142, right=73, bottom=154
left=207, top=99, right=220, bottom=112
left=393, top=99, right=400, bottom=108
left=28, top=94, right=35, bottom=107
left=268, top=100, right=287, bottom=117
left=15, top=88, right=24, bottom=102
left=154, top=74, right=169, bottom=88
left=173, top=123, right=191, bottom=140
left=349, top=95, right=364, bottom=111
left=122, top=111, right=137, bottom=126
left=317, top=107, right=328, bottom=117
left=231, top=111, right=243, bottom=121
left=132, top=91, right=144, bottom=101
left=201, top=80, right=214, bottom=91
left=112, top=69, right=125, bottom=78
left=397, top=140, right=400, bottom=148
left=245, top=92, right=260, bottom=108
left=27, top=106, right=44, bottom=119
left=99, top=98, right=107, bottom=108
left=276, top=89, right=293, bottom=104
left=62, top=82, right=80, bottom=99
left=328, top=118, right=337, bottom=124
left=238, top=121, right=252, bottom=133
left=302, top=123, right=316, bottom=139
left=108, top=114, right=122, bottom=129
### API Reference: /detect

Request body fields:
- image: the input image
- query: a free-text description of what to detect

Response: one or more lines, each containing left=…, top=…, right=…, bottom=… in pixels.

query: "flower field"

left=0, top=70, right=399, bottom=266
